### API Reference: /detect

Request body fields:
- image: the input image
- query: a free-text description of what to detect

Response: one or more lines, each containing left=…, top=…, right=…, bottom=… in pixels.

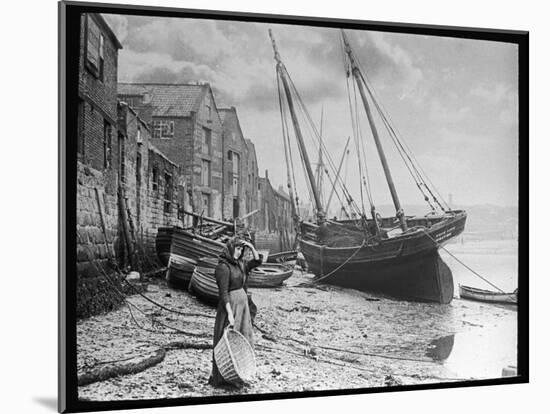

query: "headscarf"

left=219, top=237, right=245, bottom=268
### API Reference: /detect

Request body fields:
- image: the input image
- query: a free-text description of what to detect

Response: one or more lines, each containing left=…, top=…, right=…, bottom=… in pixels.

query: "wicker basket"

left=214, top=327, right=256, bottom=384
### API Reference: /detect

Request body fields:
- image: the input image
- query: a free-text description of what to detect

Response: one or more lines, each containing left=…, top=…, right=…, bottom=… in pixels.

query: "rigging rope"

left=421, top=229, right=508, bottom=294
left=296, top=239, right=367, bottom=286
left=357, top=64, right=450, bottom=212
left=277, top=70, right=300, bottom=215
left=284, top=66, right=363, bottom=219
left=341, top=31, right=450, bottom=213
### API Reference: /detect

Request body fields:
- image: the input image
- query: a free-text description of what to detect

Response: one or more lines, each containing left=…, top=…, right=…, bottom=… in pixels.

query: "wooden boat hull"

left=188, top=261, right=294, bottom=305
left=300, top=212, right=466, bottom=303
left=266, top=250, right=298, bottom=267
left=155, top=227, right=174, bottom=266
left=459, top=285, right=517, bottom=304
left=166, top=254, right=196, bottom=290
left=248, top=264, right=294, bottom=288
left=188, top=267, right=219, bottom=306
left=170, top=228, right=224, bottom=262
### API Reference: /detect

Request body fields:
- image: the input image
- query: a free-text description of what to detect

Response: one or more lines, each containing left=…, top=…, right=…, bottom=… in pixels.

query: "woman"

left=208, top=237, right=262, bottom=387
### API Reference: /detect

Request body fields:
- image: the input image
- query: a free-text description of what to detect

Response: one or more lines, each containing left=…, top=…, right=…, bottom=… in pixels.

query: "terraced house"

left=219, top=107, right=248, bottom=220
left=75, top=14, right=182, bottom=317
left=118, top=83, right=224, bottom=219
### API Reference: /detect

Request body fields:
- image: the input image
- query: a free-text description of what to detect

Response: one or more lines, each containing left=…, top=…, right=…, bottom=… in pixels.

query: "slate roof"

left=117, top=83, right=208, bottom=117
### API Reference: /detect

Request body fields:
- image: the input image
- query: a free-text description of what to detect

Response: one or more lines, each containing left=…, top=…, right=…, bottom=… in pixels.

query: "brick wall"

left=220, top=107, right=248, bottom=220
left=191, top=88, right=223, bottom=219
left=76, top=103, right=182, bottom=318
left=255, top=174, right=295, bottom=252
left=78, top=13, right=120, bottom=171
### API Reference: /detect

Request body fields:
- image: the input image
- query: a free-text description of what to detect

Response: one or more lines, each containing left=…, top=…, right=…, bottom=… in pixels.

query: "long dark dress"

left=209, top=250, right=261, bottom=387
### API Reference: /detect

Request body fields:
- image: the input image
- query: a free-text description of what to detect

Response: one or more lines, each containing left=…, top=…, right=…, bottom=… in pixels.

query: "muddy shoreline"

left=77, top=266, right=517, bottom=401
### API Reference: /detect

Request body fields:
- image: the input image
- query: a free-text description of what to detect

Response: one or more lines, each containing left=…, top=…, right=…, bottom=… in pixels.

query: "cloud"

left=470, top=83, right=518, bottom=129
left=350, top=31, right=424, bottom=100
left=470, top=83, right=512, bottom=104
left=429, top=99, right=472, bottom=124
left=105, top=14, right=518, bottom=206
left=102, top=14, right=128, bottom=43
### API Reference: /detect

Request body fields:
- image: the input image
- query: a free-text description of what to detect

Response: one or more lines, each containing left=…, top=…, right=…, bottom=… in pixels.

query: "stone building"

left=219, top=107, right=251, bottom=220
left=77, top=13, right=122, bottom=173
left=255, top=171, right=294, bottom=252
left=244, top=139, right=259, bottom=227
left=117, top=102, right=181, bottom=257
left=76, top=15, right=181, bottom=318
left=118, top=83, right=224, bottom=220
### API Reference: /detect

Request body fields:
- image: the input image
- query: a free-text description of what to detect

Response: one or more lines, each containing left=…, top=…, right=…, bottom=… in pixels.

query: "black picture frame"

left=59, top=1, right=529, bottom=412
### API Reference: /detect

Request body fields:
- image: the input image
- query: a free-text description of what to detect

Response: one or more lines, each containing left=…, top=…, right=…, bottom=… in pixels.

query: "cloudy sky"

left=104, top=14, right=518, bottom=211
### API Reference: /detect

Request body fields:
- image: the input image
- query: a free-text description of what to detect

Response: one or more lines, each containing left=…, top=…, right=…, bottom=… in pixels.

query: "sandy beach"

left=77, top=242, right=518, bottom=401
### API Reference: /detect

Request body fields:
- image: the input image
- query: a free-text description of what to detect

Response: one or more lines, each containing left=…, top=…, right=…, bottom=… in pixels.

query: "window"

left=136, top=152, right=142, bottom=187
left=232, top=177, right=238, bottom=197
left=86, top=15, right=102, bottom=78
left=99, top=34, right=105, bottom=81
left=152, top=120, right=174, bottom=138
left=202, top=128, right=212, bottom=155
left=164, top=172, right=173, bottom=213
left=152, top=166, right=159, bottom=191
left=201, top=159, right=211, bottom=186
left=136, top=125, right=141, bottom=143
left=227, top=151, right=232, bottom=160
left=118, top=133, right=125, bottom=182
left=77, top=99, right=85, bottom=158
left=206, top=104, right=211, bottom=120
left=103, top=120, right=112, bottom=169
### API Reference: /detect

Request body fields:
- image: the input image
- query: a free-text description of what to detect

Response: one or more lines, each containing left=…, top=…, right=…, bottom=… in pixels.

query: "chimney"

left=265, top=170, right=269, bottom=180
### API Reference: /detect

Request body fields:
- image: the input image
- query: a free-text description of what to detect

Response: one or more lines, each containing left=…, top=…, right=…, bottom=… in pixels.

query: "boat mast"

left=341, top=30, right=407, bottom=231
left=270, top=29, right=326, bottom=223
left=325, top=136, right=351, bottom=214
left=316, top=107, right=324, bottom=206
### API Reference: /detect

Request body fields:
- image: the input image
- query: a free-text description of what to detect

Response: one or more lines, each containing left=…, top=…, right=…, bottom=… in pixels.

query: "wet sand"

left=77, top=254, right=518, bottom=401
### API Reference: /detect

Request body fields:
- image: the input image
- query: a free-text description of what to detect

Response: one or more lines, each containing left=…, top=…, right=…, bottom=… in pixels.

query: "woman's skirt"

left=209, top=288, right=254, bottom=386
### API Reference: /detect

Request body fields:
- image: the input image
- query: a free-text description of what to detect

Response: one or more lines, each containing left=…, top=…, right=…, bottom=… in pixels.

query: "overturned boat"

left=270, top=29, right=466, bottom=303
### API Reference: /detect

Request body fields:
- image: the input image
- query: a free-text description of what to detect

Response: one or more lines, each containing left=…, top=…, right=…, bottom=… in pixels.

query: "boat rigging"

left=269, top=28, right=467, bottom=303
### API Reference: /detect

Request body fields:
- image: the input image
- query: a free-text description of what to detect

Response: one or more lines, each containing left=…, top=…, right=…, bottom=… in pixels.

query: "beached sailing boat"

left=269, top=29, right=467, bottom=303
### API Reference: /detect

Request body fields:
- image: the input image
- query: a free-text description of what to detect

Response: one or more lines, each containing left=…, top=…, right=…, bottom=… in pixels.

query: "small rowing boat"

left=166, top=254, right=196, bottom=289
left=155, top=227, right=175, bottom=266
left=248, top=264, right=294, bottom=288
left=266, top=250, right=298, bottom=267
left=188, top=266, right=219, bottom=306
left=459, top=285, right=517, bottom=305
left=188, top=258, right=294, bottom=305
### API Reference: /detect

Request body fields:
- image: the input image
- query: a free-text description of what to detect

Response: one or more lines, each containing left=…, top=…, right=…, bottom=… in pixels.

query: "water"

left=443, top=239, right=518, bottom=293
left=427, top=324, right=517, bottom=379
left=430, top=239, right=518, bottom=379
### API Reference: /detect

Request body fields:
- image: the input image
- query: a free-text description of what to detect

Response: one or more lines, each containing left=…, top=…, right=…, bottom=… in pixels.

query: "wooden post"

left=118, top=184, right=134, bottom=268
left=94, top=187, right=112, bottom=260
